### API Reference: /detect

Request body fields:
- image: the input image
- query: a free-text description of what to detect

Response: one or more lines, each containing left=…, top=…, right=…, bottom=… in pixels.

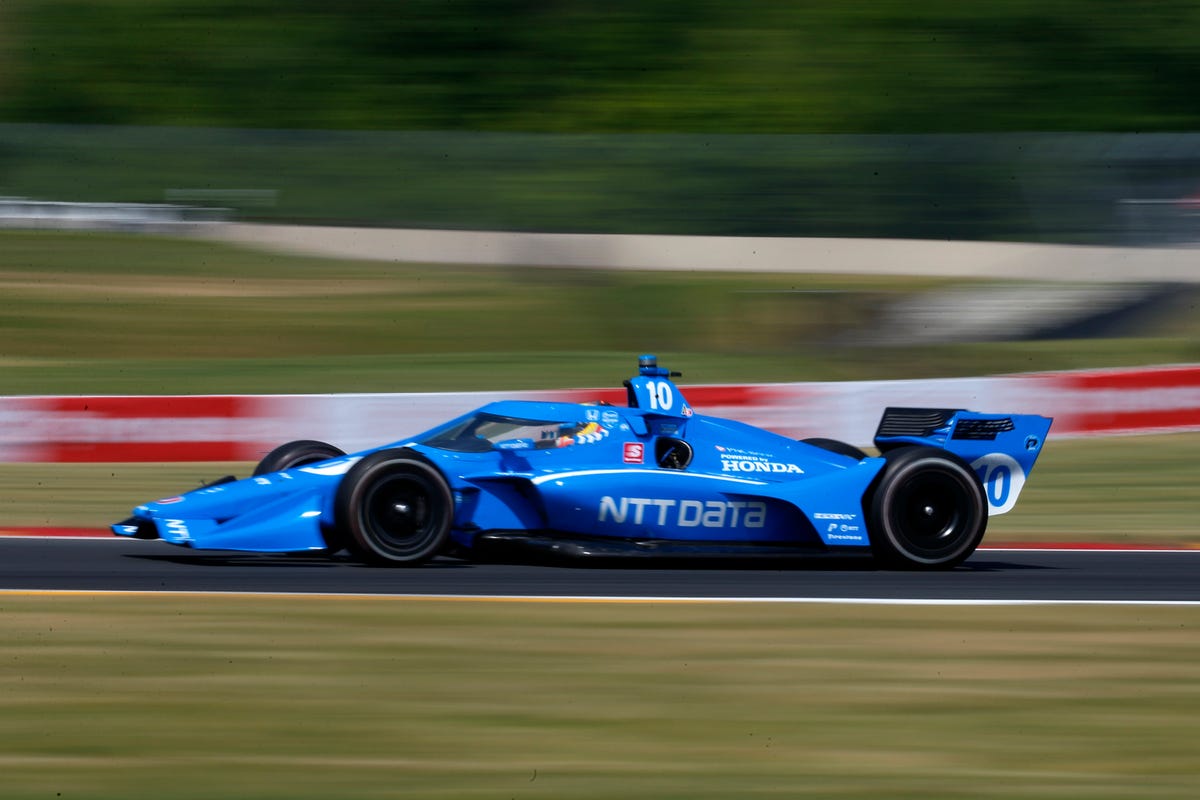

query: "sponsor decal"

left=559, top=422, right=609, bottom=447
left=817, top=512, right=863, bottom=540
left=163, top=519, right=191, bottom=540
left=715, top=447, right=802, bottom=474
left=598, top=496, right=767, bottom=529
left=715, top=446, right=772, bottom=458
left=601, top=410, right=620, bottom=427
left=623, top=442, right=645, bottom=464
left=721, top=459, right=804, bottom=474
left=155, top=496, right=184, bottom=505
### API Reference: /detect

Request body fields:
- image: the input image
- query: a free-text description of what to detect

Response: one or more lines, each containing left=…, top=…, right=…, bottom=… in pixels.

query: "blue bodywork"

left=113, top=356, right=1052, bottom=562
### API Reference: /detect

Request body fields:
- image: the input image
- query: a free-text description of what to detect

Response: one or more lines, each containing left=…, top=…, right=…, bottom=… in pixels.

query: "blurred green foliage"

left=4, top=124, right=1186, bottom=241
left=4, top=0, right=1200, bottom=133
left=5, top=3, right=1198, bottom=241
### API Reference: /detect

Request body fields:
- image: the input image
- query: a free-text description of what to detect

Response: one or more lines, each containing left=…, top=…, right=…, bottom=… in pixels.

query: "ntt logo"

left=598, top=496, right=767, bottom=529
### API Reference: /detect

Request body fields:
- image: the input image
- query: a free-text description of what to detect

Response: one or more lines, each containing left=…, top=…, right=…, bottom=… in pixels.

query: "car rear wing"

left=874, top=407, right=1053, bottom=516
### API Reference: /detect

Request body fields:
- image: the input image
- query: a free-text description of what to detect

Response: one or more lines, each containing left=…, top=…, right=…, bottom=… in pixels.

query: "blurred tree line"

left=3, top=0, right=1200, bottom=133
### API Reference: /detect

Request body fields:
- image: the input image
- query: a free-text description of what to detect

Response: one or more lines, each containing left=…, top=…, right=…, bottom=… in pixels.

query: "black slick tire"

left=801, top=437, right=868, bottom=461
left=866, top=446, right=986, bottom=570
left=253, top=440, right=347, bottom=476
left=334, top=448, right=453, bottom=566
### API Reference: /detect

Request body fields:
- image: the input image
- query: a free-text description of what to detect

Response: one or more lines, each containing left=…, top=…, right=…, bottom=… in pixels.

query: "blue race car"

left=113, top=355, right=1052, bottom=569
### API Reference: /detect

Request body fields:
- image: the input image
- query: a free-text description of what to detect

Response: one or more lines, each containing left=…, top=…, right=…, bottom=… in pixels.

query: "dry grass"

left=1, top=595, right=1198, bottom=799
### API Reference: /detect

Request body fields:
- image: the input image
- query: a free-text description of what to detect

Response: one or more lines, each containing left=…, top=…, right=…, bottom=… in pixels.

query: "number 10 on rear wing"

left=874, top=408, right=1053, bottom=516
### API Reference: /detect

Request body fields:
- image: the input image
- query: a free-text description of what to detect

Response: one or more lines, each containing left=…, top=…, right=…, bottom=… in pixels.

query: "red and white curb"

left=2, top=364, right=1199, bottom=463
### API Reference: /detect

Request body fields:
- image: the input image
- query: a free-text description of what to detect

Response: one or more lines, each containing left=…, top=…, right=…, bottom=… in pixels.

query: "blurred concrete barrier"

left=3, top=364, right=1198, bottom=463
left=213, top=223, right=1200, bottom=283
left=0, top=197, right=226, bottom=231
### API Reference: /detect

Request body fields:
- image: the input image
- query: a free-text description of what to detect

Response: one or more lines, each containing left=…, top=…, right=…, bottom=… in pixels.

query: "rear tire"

left=253, top=440, right=347, bottom=476
left=801, top=437, right=868, bottom=460
left=866, top=446, right=986, bottom=569
left=334, top=448, right=453, bottom=566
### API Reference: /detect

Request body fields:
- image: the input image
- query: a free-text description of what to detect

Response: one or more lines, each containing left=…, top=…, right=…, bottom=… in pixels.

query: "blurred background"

left=2, top=0, right=1200, bottom=394
left=4, top=9, right=1200, bottom=798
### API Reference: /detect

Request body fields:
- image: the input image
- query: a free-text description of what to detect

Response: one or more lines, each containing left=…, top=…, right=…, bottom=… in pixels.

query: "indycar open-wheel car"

left=115, top=355, right=1051, bottom=569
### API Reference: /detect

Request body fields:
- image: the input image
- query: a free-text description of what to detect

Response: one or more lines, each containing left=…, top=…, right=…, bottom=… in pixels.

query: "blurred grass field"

left=3, top=231, right=1200, bottom=394
left=3, top=596, right=1199, bottom=800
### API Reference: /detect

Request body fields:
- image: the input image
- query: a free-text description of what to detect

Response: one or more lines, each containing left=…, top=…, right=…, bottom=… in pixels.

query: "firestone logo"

left=599, top=496, right=767, bottom=529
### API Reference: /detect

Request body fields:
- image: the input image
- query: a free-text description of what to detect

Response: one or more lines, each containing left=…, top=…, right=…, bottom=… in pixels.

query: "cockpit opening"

left=418, top=412, right=597, bottom=453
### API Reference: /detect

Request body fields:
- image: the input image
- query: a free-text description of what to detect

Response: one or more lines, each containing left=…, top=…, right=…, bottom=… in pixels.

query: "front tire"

left=252, top=439, right=349, bottom=553
left=253, top=439, right=347, bottom=476
left=334, top=448, right=453, bottom=566
left=866, top=446, right=986, bottom=569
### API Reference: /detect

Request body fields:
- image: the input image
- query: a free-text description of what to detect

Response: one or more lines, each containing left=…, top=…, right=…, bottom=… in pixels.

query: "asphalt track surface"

left=1, top=537, right=1197, bottom=602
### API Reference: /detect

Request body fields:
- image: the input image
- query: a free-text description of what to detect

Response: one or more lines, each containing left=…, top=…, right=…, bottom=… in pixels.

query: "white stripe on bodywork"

left=296, top=457, right=362, bottom=476
left=529, top=469, right=766, bottom=487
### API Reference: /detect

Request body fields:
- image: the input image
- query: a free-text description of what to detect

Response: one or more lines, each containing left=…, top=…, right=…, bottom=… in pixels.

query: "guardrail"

left=2, top=365, right=1197, bottom=463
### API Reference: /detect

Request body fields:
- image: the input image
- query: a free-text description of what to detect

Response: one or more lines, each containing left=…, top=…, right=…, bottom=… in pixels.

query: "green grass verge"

left=3, top=596, right=1199, bottom=800
left=1001, top=433, right=1200, bottom=544
left=4, top=434, right=1198, bottom=546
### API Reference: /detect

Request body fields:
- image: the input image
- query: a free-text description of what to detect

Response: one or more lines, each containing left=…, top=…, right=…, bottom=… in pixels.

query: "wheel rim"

left=361, top=473, right=441, bottom=558
left=887, top=468, right=975, bottom=560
